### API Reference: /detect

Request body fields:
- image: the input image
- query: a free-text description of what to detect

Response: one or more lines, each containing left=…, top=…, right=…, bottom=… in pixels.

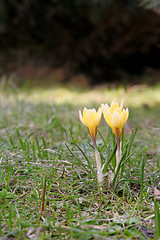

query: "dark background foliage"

left=0, top=0, right=160, bottom=83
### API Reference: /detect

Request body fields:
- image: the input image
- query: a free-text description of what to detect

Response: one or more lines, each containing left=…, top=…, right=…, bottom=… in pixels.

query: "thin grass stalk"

left=65, top=143, right=94, bottom=177
left=0, top=214, right=1, bottom=237
left=73, top=143, right=97, bottom=179
left=58, top=224, right=62, bottom=240
left=91, top=136, right=103, bottom=187
left=120, top=129, right=125, bottom=176
left=113, top=151, right=135, bottom=191
left=52, top=210, right=55, bottom=226
left=157, top=156, right=159, bottom=169
left=102, top=144, right=117, bottom=173
left=140, top=156, right=145, bottom=204
left=41, top=175, right=46, bottom=215
left=126, top=127, right=138, bottom=158
left=9, top=135, right=16, bottom=149
left=8, top=204, right=12, bottom=229
left=154, top=198, right=160, bottom=240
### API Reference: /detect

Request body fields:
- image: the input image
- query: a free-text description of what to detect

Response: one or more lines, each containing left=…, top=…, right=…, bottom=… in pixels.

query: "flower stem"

left=116, top=137, right=121, bottom=168
left=109, top=136, right=121, bottom=188
left=91, top=136, right=103, bottom=187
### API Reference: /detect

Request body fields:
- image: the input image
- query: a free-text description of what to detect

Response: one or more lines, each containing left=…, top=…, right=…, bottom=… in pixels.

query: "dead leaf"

left=151, top=186, right=160, bottom=200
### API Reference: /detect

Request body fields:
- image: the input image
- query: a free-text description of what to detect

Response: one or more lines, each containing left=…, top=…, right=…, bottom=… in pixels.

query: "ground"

left=0, top=77, right=160, bottom=239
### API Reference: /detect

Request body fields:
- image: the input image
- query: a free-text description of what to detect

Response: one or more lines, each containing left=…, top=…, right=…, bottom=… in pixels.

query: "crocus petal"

left=103, top=108, right=112, bottom=127
left=102, top=101, right=128, bottom=138
left=89, top=127, right=97, bottom=137
left=101, top=103, right=109, bottom=111
left=112, top=111, right=122, bottom=129
left=115, top=107, right=122, bottom=114
left=121, top=108, right=129, bottom=126
left=113, top=127, right=122, bottom=138
left=120, top=100, right=123, bottom=111
left=110, top=102, right=120, bottom=114
left=84, top=109, right=96, bottom=127
left=83, top=107, right=88, bottom=117
left=79, top=107, right=102, bottom=137
left=79, top=110, right=88, bottom=128
left=111, top=111, right=123, bottom=137
left=95, top=107, right=102, bottom=126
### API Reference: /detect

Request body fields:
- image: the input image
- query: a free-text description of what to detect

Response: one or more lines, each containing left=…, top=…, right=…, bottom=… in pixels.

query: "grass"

left=0, top=80, right=160, bottom=239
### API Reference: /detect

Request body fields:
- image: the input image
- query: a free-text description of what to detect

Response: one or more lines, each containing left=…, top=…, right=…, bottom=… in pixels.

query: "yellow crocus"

left=101, top=101, right=129, bottom=138
left=79, top=107, right=102, bottom=137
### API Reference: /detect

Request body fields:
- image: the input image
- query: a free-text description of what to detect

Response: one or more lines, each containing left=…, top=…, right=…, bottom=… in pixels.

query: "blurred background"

left=0, top=0, right=160, bottom=86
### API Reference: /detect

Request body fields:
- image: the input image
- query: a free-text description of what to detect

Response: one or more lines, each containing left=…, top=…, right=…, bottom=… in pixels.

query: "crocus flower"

left=102, top=101, right=129, bottom=188
left=79, top=107, right=102, bottom=137
left=101, top=101, right=129, bottom=138
left=79, top=107, right=103, bottom=186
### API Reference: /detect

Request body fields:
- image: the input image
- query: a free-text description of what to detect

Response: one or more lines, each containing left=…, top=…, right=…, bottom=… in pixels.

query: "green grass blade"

left=24, top=131, right=34, bottom=142
left=112, top=151, right=135, bottom=189
left=98, top=130, right=106, bottom=144
left=121, top=127, right=124, bottom=153
left=0, top=214, right=2, bottom=237
left=9, top=135, right=16, bottom=149
left=42, top=136, right=48, bottom=160
left=8, top=204, right=12, bottom=229
left=102, top=144, right=117, bottom=173
left=140, top=156, right=145, bottom=204
left=35, top=135, right=41, bottom=157
left=74, top=143, right=97, bottom=180
left=65, top=144, right=93, bottom=178
left=126, top=127, right=138, bottom=158
left=16, top=128, right=25, bottom=151
left=154, top=198, right=160, bottom=239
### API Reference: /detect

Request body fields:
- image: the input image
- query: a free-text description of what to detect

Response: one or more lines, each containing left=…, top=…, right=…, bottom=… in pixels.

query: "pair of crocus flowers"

left=79, top=101, right=128, bottom=187
left=79, top=101, right=129, bottom=139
